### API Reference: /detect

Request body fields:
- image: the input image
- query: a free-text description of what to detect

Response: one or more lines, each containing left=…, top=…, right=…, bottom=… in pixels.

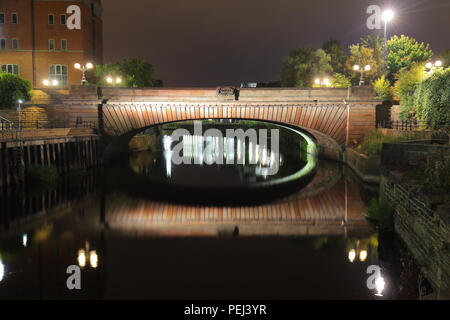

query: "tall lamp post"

left=353, top=64, right=371, bottom=86
left=74, top=62, right=94, bottom=85
left=382, top=9, right=394, bottom=75
left=17, top=99, right=23, bottom=131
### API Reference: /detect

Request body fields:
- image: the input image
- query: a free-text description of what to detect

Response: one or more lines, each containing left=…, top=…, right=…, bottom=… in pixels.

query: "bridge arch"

left=101, top=103, right=347, bottom=161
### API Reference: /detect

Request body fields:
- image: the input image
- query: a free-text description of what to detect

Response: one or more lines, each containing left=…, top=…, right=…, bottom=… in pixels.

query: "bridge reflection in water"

left=106, top=161, right=368, bottom=237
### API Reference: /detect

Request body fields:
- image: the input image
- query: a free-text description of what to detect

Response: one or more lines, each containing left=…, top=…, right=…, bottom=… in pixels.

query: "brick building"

left=0, top=0, right=103, bottom=88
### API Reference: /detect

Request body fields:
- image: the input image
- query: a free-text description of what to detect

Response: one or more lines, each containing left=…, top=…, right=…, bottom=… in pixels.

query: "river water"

left=0, top=120, right=419, bottom=299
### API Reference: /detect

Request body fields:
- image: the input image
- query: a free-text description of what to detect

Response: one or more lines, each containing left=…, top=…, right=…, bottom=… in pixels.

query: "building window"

left=0, top=39, right=5, bottom=50
left=60, top=14, right=66, bottom=25
left=61, top=39, right=67, bottom=51
left=0, top=13, right=4, bottom=24
left=49, top=39, right=55, bottom=51
left=48, top=14, right=54, bottom=25
left=1, top=64, right=20, bottom=76
left=50, top=65, right=68, bottom=87
left=11, top=13, right=18, bottom=24
left=12, top=39, right=18, bottom=49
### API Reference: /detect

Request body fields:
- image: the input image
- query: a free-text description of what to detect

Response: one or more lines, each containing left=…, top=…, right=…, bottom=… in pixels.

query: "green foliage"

left=330, top=73, right=351, bottom=88
left=357, top=130, right=410, bottom=156
left=0, top=73, right=32, bottom=108
left=392, top=62, right=428, bottom=120
left=414, top=68, right=450, bottom=128
left=25, top=165, right=59, bottom=186
left=386, top=35, right=433, bottom=79
left=346, top=44, right=377, bottom=84
left=93, top=58, right=157, bottom=88
left=280, top=46, right=333, bottom=87
left=365, top=199, right=394, bottom=232
left=322, top=39, right=346, bottom=74
left=372, top=76, right=391, bottom=101
left=438, top=49, right=450, bottom=68
left=422, top=149, right=450, bottom=193
left=360, top=33, right=384, bottom=79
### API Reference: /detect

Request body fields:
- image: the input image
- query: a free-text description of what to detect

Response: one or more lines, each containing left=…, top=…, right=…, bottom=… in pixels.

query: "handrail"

left=0, top=115, right=13, bottom=123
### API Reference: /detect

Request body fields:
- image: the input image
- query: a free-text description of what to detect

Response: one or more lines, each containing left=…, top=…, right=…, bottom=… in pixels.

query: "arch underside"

left=103, top=103, right=348, bottom=147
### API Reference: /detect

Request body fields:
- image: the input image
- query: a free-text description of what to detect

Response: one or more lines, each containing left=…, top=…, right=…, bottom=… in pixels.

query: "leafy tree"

left=392, top=62, right=428, bottom=119
left=280, top=46, right=332, bottom=87
left=0, top=73, right=32, bottom=108
left=322, top=39, right=346, bottom=74
left=386, top=35, right=433, bottom=79
left=331, top=73, right=351, bottom=88
left=414, top=67, right=450, bottom=128
left=346, top=44, right=377, bottom=85
left=372, top=76, right=391, bottom=101
left=93, top=58, right=158, bottom=87
left=360, top=33, right=384, bottom=79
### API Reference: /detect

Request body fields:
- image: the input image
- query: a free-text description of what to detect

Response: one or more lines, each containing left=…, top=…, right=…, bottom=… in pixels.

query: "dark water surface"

left=0, top=121, right=416, bottom=299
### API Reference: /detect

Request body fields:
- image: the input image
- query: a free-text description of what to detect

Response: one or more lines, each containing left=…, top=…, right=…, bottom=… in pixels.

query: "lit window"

left=0, top=39, right=5, bottom=50
left=1, top=64, right=19, bottom=76
left=48, top=14, right=54, bottom=25
left=60, top=14, right=66, bottom=25
left=11, top=13, right=18, bottom=24
left=0, top=13, right=4, bottom=24
left=61, top=39, right=67, bottom=51
left=49, top=39, right=54, bottom=51
left=12, top=39, right=18, bottom=49
left=50, top=64, right=68, bottom=87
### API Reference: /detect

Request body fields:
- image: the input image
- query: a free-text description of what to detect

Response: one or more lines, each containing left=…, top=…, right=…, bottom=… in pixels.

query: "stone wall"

left=380, top=174, right=450, bottom=298
left=381, top=141, right=450, bottom=166
left=343, top=148, right=380, bottom=184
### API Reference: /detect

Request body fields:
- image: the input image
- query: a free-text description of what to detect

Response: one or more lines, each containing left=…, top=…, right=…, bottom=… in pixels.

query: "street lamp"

left=425, top=60, right=443, bottom=73
left=315, top=77, right=331, bottom=87
left=77, top=241, right=98, bottom=269
left=74, top=62, right=94, bottom=85
left=17, top=99, right=23, bottom=130
left=382, top=9, right=394, bottom=75
left=106, top=76, right=122, bottom=86
left=353, top=64, right=371, bottom=86
left=43, top=79, right=59, bottom=87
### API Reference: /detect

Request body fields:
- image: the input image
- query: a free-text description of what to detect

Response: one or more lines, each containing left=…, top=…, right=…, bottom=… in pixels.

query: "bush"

left=357, top=130, right=410, bottom=156
left=414, top=68, right=450, bottom=128
left=0, top=73, right=32, bottom=108
left=331, top=73, right=351, bottom=88
left=392, top=62, right=427, bottom=120
left=372, top=76, right=391, bottom=101
left=365, top=198, right=394, bottom=232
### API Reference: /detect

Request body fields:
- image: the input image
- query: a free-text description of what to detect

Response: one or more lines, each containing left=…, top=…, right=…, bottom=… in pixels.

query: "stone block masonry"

left=380, top=174, right=450, bottom=298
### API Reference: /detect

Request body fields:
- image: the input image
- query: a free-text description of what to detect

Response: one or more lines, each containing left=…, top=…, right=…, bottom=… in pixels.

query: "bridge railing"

left=376, top=120, right=450, bottom=131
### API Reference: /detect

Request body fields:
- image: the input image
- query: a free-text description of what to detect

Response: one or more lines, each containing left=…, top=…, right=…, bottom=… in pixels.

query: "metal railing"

left=376, top=120, right=450, bottom=131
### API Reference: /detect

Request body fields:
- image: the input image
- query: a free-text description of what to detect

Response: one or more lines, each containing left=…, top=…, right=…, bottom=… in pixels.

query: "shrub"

left=414, top=68, right=450, bottom=129
left=331, top=73, right=351, bottom=88
left=357, top=130, right=410, bottom=156
left=392, top=62, right=428, bottom=120
left=0, top=73, right=32, bottom=108
left=373, top=76, right=391, bottom=101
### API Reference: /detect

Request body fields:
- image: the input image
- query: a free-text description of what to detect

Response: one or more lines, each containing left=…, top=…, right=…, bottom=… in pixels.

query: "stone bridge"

left=36, top=85, right=378, bottom=160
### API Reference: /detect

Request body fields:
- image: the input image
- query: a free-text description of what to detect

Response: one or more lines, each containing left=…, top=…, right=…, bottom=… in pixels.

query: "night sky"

left=103, top=0, right=450, bottom=87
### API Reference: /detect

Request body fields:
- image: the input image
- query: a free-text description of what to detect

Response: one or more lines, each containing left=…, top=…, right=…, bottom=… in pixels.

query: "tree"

left=280, top=46, right=332, bottom=87
left=372, top=76, right=391, bottom=101
left=322, top=39, right=346, bottom=74
left=346, top=44, right=378, bottom=85
left=360, top=33, right=384, bottom=79
left=93, top=58, right=158, bottom=87
left=392, top=62, right=428, bottom=119
left=386, top=35, right=433, bottom=79
left=331, top=73, right=351, bottom=88
left=414, top=67, right=450, bottom=128
left=0, top=73, right=32, bottom=108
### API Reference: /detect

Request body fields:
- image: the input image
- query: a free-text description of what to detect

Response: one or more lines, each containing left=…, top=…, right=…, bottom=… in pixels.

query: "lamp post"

left=314, top=77, right=331, bottom=87
left=17, top=99, right=23, bottom=131
left=106, top=76, right=122, bottom=87
left=353, top=64, right=371, bottom=86
left=74, top=62, right=94, bottom=85
left=382, top=9, right=394, bottom=75
left=425, top=60, right=443, bottom=74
